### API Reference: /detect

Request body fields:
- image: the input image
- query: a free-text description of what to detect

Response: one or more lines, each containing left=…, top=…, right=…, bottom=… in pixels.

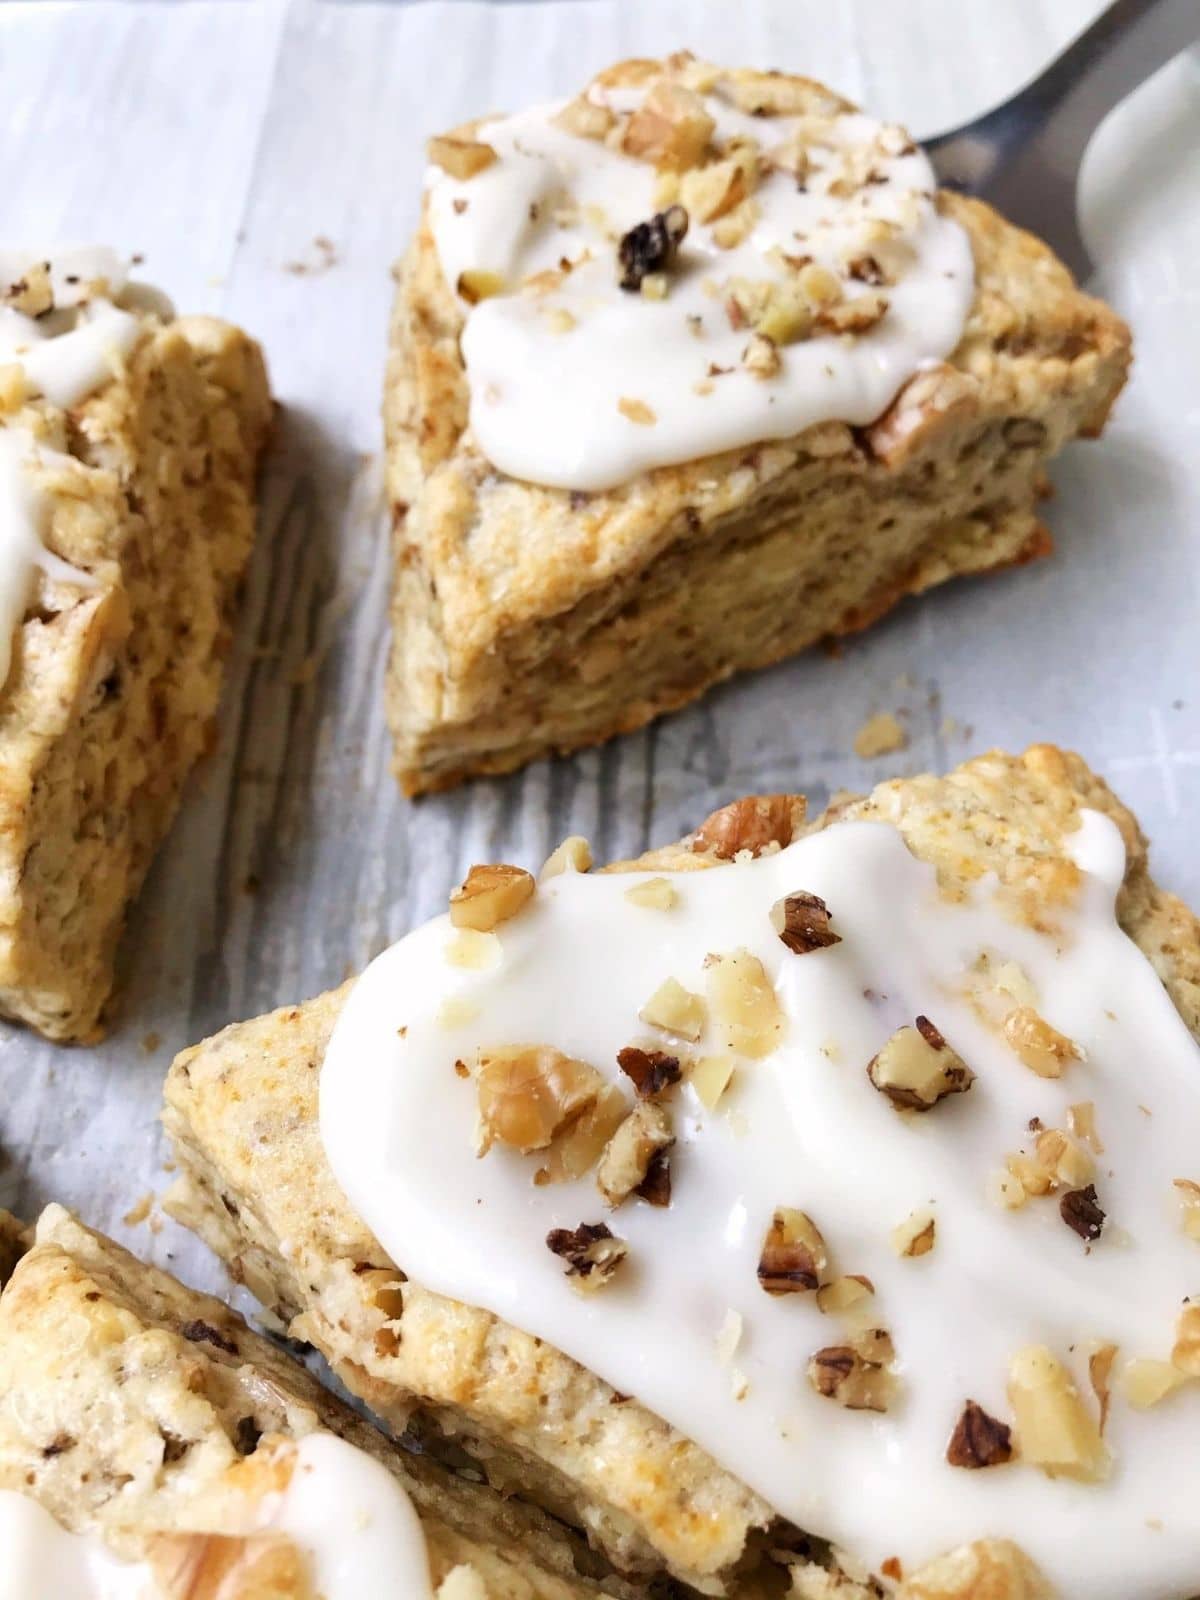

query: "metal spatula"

left=924, top=0, right=1198, bottom=280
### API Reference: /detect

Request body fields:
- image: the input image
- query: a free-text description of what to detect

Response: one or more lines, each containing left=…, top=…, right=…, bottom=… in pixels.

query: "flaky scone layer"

left=162, top=746, right=1195, bottom=1600
left=0, top=1204, right=611, bottom=1600
left=384, top=58, right=1130, bottom=793
left=0, top=313, right=271, bottom=1041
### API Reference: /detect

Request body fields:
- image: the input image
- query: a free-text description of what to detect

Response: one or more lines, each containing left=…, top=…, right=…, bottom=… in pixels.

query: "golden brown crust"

left=0, top=314, right=271, bottom=1040
left=383, top=59, right=1131, bottom=795
left=0, top=1205, right=614, bottom=1599
left=162, top=746, right=1191, bottom=1600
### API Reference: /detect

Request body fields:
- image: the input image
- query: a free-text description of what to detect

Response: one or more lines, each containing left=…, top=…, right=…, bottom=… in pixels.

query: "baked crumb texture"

left=0, top=1204, right=609, bottom=1599
left=0, top=315, right=270, bottom=1041
left=162, top=746, right=1195, bottom=1600
left=384, top=56, right=1130, bottom=795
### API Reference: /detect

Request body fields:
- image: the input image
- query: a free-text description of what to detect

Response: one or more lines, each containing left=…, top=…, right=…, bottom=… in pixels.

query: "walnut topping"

left=540, top=835, right=592, bottom=877
left=807, top=1330, right=896, bottom=1412
left=706, top=948, right=786, bottom=1058
left=679, top=147, right=759, bottom=222
left=640, top=977, right=706, bottom=1041
left=816, top=1274, right=874, bottom=1317
left=6, top=262, right=53, bottom=318
left=1003, top=1005, right=1080, bottom=1078
left=617, top=1046, right=682, bottom=1099
left=1007, top=1345, right=1109, bottom=1481
left=1088, top=1342, right=1117, bottom=1434
left=1122, top=1357, right=1191, bottom=1408
left=537, top=1085, right=629, bottom=1186
left=618, top=396, right=657, bottom=425
left=475, top=1046, right=605, bottom=1156
left=816, top=291, right=888, bottom=336
left=553, top=97, right=616, bottom=141
left=1059, top=1184, right=1106, bottom=1242
left=622, top=79, right=715, bottom=171
left=757, top=1207, right=827, bottom=1294
left=148, top=1532, right=315, bottom=1600
left=1173, top=1179, right=1200, bottom=1241
left=428, top=134, right=498, bottom=180
left=597, top=1101, right=674, bottom=1206
left=624, top=876, right=678, bottom=910
left=449, top=863, right=535, bottom=932
left=725, top=276, right=814, bottom=345
left=1067, top=1101, right=1104, bottom=1153
left=946, top=1401, right=1014, bottom=1469
left=617, top=205, right=689, bottom=291
left=866, top=1018, right=975, bottom=1112
left=846, top=253, right=888, bottom=287
left=891, top=1208, right=936, bottom=1258
left=692, top=794, right=805, bottom=859
left=772, top=891, right=841, bottom=954
left=1172, top=1303, right=1200, bottom=1376
left=689, top=1053, right=735, bottom=1110
left=546, top=1222, right=628, bottom=1292
left=741, top=332, right=780, bottom=378
left=1005, top=1127, right=1094, bottom=1202
left=456, top=269, right=505, bottom=305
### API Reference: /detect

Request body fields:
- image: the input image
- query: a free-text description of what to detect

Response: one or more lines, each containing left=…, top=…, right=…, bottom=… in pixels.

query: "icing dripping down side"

left=320, top=811, right=1200, bottom=1597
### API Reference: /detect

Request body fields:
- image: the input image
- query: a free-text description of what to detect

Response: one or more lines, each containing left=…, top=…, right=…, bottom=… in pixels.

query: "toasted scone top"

left=423, top=54, right=974, bottom=491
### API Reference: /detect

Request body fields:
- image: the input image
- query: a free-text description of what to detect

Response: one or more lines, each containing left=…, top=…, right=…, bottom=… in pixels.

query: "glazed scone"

left=385, top=56, right=1130, bottom=794
left=163, top=747, right=1200, bottom=1599
left=0, top=249, right=271, bottom=1040
left=0, top=1204, right=617, bottom=1600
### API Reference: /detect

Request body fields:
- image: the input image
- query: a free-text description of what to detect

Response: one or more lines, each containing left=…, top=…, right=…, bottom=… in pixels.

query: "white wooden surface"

left=1, top=0, right=1198, bottom=1300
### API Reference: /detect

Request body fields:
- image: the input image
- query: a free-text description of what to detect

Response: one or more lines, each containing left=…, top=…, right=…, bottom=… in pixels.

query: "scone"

left=163, top=746, right=1200, bottom=1599
left=0, top=1203, right=617, bottom=1599
left=385, top=55, right=1130, bottom=793
left=0, top=249, right=271, bottom=1041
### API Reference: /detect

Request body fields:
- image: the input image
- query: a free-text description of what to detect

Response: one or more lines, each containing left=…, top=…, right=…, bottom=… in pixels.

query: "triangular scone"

left=163, top=746, right=1199, bottom=1598
left=383, top=57, right=1129, bottom=794
left=0, top=1204, right=615, bottom=1599
left=0, top=253, right=270, bottom=1041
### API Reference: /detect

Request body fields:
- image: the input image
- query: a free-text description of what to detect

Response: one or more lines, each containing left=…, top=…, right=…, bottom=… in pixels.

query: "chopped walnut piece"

left=1172, top=1303, right=1200, bottom=1376
left=617, top=204, right=689, bottom=291
left=946, top=1401, right=1013, bottom=1469
left=1088, top=1342, right=1117, bottom=1433
left=1059, top=1184, right=1105, bottom=1242
left=1007, top=1127, right=1094, bottom=1198
left=742, top=332, right=781, bottom=378
left=428, top=134, right=498, bottom=179
left=475, top=1046, right=605, bottom=1156
left=692, top=793, right=806, bottom=859
left=538, top=1085, right=628, bottom=1185
left=622, top=79, right=715, bottom=171
left=148, top=1532, right=316, bottom=1600
left=816, top=292, right=888, bottom=336
left=772, top=891, right=841, bottom=955
left=816, top=1274, right=874, bottom=1317
left=757, top=1207, right=827, bottom=1294
left=456, top=269, right=505, bottom=305
left=618, top=396, right=657, bottom=425
left=597, top=1101, right=674, bottom=1206
left=711, top=200, right=760, bottom=250
left=1173, top=1178, right=1200, bottom=1241
left=6, top=262, right=53, bottom=318
left=617, top=1046, right=682, bottom=1099
left=553, top=97, right=616, bottom=140
left=866, top=1018, right=975, bottom=1112
left=846, top=253, right=888, bottom=287
left=725, top=276, right=813, bottom=345
left=1068, top=1101, right=1104, bottom=1153
left=546, top=1223, right=628, bottom=1292
left=808, top=1331, right=895, bottom=1412
left=640, top=977, right=705, bottom=1041
left=540, top=836, right=592, bottom=878
left=706, top=948, right=786, bottom=1058
left=689, top=1054, right=735, bottom=1110
left=680, top=147, right=759, bottom=222
left=1122, top=1356, right=1191, bottom=1408
left=624, top=876, right=678, bottom=910
left=1003, top=1006, right=1080, bottom=1078
left=715, top=1307, right=743, bottom=1364
left=891, top=1208, right=936, bottom=1258
left=449, top=863, right=535, bottom=932
left=1007, top=1345, right=1109, bottom=1481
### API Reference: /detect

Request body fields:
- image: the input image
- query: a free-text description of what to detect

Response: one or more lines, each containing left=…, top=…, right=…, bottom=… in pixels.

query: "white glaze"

left=426, top=88, right=973, bottom=491
left=0, top=247, right=142, bottom=409
left=0, top=427, right=96, bottom=687
left=0, top=1432, right=434, bottom=1599
left=322, top=810, right=1200, bottom=1596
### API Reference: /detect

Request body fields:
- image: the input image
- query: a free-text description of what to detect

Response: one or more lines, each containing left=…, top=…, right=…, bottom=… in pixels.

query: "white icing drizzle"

left=0, top=427, right=96, bottom=688
left=0, top=1432, right=434, bottom=1599
left=0, top=248, right=143, bottom=409
left=321, top=810, right=1200, bottom=1596
left=426, top=86, right=974, bottom=491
